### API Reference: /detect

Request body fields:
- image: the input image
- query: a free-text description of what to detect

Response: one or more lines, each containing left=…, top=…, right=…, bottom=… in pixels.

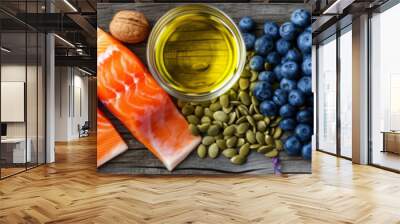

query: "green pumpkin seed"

left=216, top=139, right=227, bottom=149
left=251, top=96, right=259, bottom=106
left=256, top=132, right=265, bottom=144
left=201, top=116, right=212, bottom=124
left=182, top=104, right=194, bottom=115
left=270, top=117, right=282, bottom=127
left=228, top=91, right=238, bottom=101
left=273, top=127, right=283, bottom=139
left=223, top=106, right=233, bottom=113
left=275, top=139, right=283, bottom=151
left=241, top=69, right=251, bottom=78
left=253, top=114, right=264, bottom=121
left=211, top=98, right=218, bottom=103
left=207, top=125, right=220, bottom=136
left=208, top=143, right=219, bottom=159
left=223, top=125, right=236, bottom=136
left=237, top=138, right=245, bottom=147
left=230, top=100, right=241, bottom=106
left=215, top=134, right=224, bottom=140
left=265, top=135, right=274, bottom=145
left=264, top=117, right=271, bottom=126
left=250, top=82, right=257, bottom=93
left=213, top=111, right=228, bottom=123
left=239, top=91, right=251, bottom=106
left=228, top=112, right=236, bottom=124
left=237, top=105, right=249, bottom=116
left=237, top=123, right=249, bottom=134
left=177, top=99, right=186, bottom=108
left=232, top=82, right=239, bottom=91
left=200, top=101, right=211, bottom=107
left=236, top=116, right=247, bottom=124
left=257, top=120, right=267, bottom=132
left=204, top=108, right=214, bottom=117
left=250, top=144, right=261, bottom=149
left=194, top=106, right=204, bottom=117
left=254, top=104, right=260, bottom=114
left=189, top=124, right=199, bottom=136
left=265, top=149, right=279, bottom=158
left=222, top=148, right=237, bottom=158
left=246, top=115, right=256, bottom=127
left=264, top=62, right=272, bottom=71
left=197, top=144, right=207, bottom=158
left=197, top=123, right=210, bottom=133
left=246, top=130, right=256, bottom=144
left=202, top=136, right=215, bottom=146
left=210, top=102, right=222, bottom=112
left=226, top=136, right=238, bottom=148
left=187, top=115, right=199, bottom=125
left=230, top=155, right=246, bottom=165
left=239, top=78, right=250, bottom=90
left=250, top=70, right=258, bottom=82
left=257, top=145, right=274, bottom=154
left=239, top=143, right=250, bottom=156
left=220, top=95, right=230, bottom=108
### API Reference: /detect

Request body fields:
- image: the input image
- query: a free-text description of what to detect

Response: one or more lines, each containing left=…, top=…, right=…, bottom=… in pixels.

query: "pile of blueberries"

left=238, top=9, right=313, bottom=160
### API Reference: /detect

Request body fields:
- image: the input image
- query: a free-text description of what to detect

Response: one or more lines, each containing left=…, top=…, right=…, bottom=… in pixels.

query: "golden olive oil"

left=154, top=13, right=240, bottom=95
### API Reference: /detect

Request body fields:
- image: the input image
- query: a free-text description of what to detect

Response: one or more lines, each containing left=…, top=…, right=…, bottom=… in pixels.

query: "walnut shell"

left=109, top=10, right=150, bottom=44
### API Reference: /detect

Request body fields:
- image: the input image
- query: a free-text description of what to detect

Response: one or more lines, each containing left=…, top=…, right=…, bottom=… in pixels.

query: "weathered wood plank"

left=97, top=3, right=311, bottom=174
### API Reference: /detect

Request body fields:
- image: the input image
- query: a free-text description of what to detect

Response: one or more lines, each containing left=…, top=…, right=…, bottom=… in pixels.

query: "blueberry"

left=291, top=9, right=311, bottom=27
left=266, top=52, right=281, bottom=65
left=276, top=38, right=291, bottom=55
left=263, top=20, right=279, bottom=39
left=279, top=104, right=297, bottom=118
left=272, top=89, right=288, bottom=106
left=296, top=108, right=313, bottom=124
left=281, top=61, right=299, bottom=80
left=306, top=94, right=314, bottom=107
left=302, top=55, right=312, bottom=76
left=284, top=48, right=302, bottom=62
left=288, top=89, right=306, bottom=107
left=295, top=123, right=312, bottom=142
left=254, top=35, right=274, bottom=56
left=280, top=78, right=297, bottom=92
left=260, top=101, right=278, bottom=116
left=274, top=65, right=283, bottom=81
left=279, top=22, right=297, bottom=41
left=253, top=81, right=273, bottom=101
left=258, top=71, right=275, bottom=83
left=239, top=16, right=255, bottom=32
left=280, top=118, right=297, bottom=131
left=302, top=143, right=312, bottom=160
left=297, top=76, right=312, bottom=95
left=305, top=25, right=312, bottom=33
left=249, top=55, right=264, bottom=71
left=297, top=31, right=312, bottom=54
left=242, top=32, right=256, bottom=50
left=284, top=136, right=302, bottom=156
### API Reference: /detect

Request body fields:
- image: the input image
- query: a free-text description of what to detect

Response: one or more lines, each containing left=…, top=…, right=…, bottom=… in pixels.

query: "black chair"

left=79, top=121, right=90, bottom=138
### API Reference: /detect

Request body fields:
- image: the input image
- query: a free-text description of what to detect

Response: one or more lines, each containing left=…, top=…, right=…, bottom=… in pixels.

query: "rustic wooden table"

left=97, top=3, right=311, bottom=174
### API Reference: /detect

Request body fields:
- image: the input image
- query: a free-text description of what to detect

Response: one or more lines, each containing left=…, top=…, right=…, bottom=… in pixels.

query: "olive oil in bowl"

left=147, top=5, right=246, bottom=101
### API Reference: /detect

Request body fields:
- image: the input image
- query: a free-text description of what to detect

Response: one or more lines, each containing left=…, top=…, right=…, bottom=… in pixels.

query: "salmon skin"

left=97, top=108, right=128, bottom=167
left=97, top=28, right=201, bottom=171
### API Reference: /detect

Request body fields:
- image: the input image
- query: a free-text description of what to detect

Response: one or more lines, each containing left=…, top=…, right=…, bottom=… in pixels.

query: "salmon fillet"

left=97, top=28, right=201, bottom=171
left=97, top=108, right=128, bottom=167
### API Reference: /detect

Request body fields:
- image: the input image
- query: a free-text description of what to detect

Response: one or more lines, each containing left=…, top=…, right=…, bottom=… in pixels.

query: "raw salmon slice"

left=97, top=108, right=128, bottom=167
left=97, top=28, right=201, bottom=171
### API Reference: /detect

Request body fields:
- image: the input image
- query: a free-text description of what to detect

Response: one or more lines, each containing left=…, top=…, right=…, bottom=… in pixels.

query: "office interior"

left=313, top=0, right=400, bottom=172
left=0, top=0, right=96, bottom=179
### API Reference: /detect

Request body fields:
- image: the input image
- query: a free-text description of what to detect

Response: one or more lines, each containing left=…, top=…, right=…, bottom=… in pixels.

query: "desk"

left=1, top=138, right=31, bottom=163
left=382, top=131, right=400, bottom=154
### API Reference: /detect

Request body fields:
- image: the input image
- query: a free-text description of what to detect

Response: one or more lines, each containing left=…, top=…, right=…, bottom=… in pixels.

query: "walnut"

left=109, top=10, right=150, bottom=44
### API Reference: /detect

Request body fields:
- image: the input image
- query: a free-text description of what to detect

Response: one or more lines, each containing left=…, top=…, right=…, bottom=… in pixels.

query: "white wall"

left=54, top=67, right=89, bottom=141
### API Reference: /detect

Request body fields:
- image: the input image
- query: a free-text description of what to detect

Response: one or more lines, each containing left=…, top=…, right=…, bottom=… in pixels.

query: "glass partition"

left=317, top=35, right=337, bottom=154
left=370, top=3, right=400, bottom=171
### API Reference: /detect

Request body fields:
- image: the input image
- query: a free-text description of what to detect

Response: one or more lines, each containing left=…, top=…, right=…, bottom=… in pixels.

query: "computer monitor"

left=1, top=123, right=7, bottom=137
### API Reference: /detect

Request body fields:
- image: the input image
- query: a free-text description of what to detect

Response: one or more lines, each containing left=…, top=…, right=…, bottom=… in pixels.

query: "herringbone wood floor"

left=0, top=136, right=399, bottom=224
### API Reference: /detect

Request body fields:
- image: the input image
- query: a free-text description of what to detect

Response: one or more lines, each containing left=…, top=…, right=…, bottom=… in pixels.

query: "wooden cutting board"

left=97, top=3, right=311, bottom=174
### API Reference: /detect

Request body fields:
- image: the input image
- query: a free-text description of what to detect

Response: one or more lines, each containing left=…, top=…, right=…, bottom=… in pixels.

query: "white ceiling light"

left=54, top=34, right=75, bottom=48
left=63, top=0, right=78, bottom=12
left=1, top=47, right=11, bottom=53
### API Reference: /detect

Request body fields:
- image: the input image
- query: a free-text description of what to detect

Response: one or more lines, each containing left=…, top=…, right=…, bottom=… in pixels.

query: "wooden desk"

left=382, top=131, right=400, bottom=154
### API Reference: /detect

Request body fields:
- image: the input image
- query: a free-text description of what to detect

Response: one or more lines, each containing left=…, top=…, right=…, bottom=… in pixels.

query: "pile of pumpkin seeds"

left=177, top=51, right=284, bottom=165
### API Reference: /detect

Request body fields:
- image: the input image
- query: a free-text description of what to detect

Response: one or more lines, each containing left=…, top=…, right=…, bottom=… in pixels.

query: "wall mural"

left=97, top=3, right=312, bottom=174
